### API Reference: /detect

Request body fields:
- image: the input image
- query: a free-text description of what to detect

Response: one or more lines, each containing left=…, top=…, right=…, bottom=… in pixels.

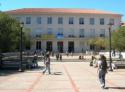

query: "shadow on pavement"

left=53, top=72, right=63, bottom=75
left=107, top=87, right=125, bottom=89
left=0, top=69, right=20, bottom=76
left=28, top=66, right=45, bottom=71
left=0, top=66, right=45, bottom=76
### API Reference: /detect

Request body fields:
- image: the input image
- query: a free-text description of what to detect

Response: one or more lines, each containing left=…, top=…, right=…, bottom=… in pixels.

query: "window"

left=58, top=28, right=63, bottom=35
left=110, top=18, right=114, bottom=25
left=90, top=29, right=95, bottom=37
left=34, top=28, right=42, bottom=38
left=79, top=29, right=84, bottom=37
left=37, top=17, right=42, bottom=24
left=69, top=28, right=74, bottom=37
left=58, top=17, right=63, bottom=24
left=26, top=17, right=31, bottom=24
left=79, top=18, right=84, bottom=24
left=90, top=18, right=95, bottom=25
left=47, top=17, right=52, bottom=24
left=100, top=29, right=105, bottom=37
left=69, top=17, right=74, bottom=24
left=100, top=18, right=105, bottom=25
left=47, top=28, right=53, bottom=34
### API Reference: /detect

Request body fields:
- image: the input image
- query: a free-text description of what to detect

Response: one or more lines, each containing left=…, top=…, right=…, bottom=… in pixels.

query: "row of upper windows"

left=16, top=17, right=115, bottom=25
left=34, top=28, right=106, bottom=37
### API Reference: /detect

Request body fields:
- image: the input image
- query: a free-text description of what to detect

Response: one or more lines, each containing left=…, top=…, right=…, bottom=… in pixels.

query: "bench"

left=1, top=54, right=43, bottom=70
left=113, top=61, right=125, bottom=69
left=2, top=59, right=26, bottom=69
left=1, top=57, right=34, bottom=70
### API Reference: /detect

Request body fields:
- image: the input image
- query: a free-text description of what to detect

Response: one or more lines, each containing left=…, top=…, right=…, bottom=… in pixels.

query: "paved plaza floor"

left=0, top=60, right=125, bottom=92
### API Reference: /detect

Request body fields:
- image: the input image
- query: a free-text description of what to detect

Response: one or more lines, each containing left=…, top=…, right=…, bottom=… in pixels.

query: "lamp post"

left=19, top=22, right=24, bottom=72
left=108, top=22, right=113, bottom=71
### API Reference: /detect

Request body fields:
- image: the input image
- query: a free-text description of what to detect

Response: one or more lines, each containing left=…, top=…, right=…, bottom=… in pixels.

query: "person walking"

left=43, top=54, right=51, bottom=74
left=59, top=53, right=62, bottom=61
left=56, top=53, right=59, bottom=61
left=90, top=56, right=95, bottom=66
left=32, top=52, right=38, bottom=68
left=97, top=55, right=108, bottom=89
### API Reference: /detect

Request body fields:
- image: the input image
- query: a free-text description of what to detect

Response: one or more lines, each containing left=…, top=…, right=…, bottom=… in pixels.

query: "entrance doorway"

left=57, top=41, right=63, bottom=53
left=46, top=41, right=52, bottom=52
left=36, top=41, right=41, bottom=50
left=68, top=41, right=74, bottom=53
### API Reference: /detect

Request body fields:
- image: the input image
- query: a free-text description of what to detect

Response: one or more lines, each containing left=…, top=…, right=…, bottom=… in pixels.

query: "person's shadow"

left=107, top=87, right=125, bottom=90
left=53, top=72, right=63, bottom=75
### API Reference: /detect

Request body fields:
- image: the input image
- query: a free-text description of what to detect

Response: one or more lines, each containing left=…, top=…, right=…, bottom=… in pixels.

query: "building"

left=121, top=22, right=125, bottom=27
left=6, top=8, right=122, bottom=53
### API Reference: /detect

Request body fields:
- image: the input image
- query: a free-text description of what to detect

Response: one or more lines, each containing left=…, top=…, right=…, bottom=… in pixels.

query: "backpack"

left=100, top=60, right=107, bottom=70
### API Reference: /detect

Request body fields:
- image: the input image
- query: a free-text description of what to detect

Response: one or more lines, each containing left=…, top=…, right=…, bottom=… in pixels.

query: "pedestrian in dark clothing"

left=97, top=55, right=108, bottom=89
left=59, top=54, right=62, bottom=61
left=90, top=56, right=95, bottom=66
left=32, top=52, right=38, bottom=68
left=56, top=53, right=59, bottom=60
left=52, top=52, right=54, bottom=57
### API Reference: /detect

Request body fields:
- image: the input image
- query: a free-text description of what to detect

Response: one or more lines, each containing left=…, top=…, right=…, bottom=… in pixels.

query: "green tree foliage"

left=23, top=28, right=31, bottom=50
left=95, top=37, right=107, bottom=49
left=88, top=37, right=107, bottom=51
left=0, top=13, right=21, bottom=52
left=112, top=26, right=125, bottom=52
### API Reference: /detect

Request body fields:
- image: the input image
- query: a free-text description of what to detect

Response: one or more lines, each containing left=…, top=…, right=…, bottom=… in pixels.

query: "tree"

left=95, top=37, right=107, bottom=50
left=88, top=37, right=107, bottom=52
left=0, top=12, right=21, bottom=52
left=23, top=28, right=31, bottom=50
left=112, top=26, right=125, bottom=52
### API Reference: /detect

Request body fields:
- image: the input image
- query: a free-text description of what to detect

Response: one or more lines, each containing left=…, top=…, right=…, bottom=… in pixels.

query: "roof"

left=5, top=8, right=122, bottom=16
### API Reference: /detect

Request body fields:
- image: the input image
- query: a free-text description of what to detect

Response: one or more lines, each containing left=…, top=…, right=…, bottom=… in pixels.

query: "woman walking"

left=97, top=55, right=108, bottom=89
left=43, top=54, right=51, bottom=74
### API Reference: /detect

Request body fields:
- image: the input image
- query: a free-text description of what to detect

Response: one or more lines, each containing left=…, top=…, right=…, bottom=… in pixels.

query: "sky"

left=0, top=0, right=125, bottom=21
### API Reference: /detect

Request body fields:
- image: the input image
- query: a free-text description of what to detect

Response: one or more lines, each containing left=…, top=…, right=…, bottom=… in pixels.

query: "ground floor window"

left=68, top=41, right=74, bottom=53
left=90, top=44, right=95, bottom=50
left=36, top=41, right=41, bottom=50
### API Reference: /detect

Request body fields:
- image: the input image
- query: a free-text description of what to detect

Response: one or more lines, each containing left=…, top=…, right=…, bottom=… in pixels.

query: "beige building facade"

left=6, top=8, right=122, bottom=53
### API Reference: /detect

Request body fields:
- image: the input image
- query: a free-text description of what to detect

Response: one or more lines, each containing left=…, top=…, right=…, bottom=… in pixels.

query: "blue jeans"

left=98, top=69, right=106, bottom=87
left=43, top=64, right=51, bottom=74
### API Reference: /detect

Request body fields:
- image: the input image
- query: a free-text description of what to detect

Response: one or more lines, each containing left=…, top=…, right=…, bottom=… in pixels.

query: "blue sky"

left=0, top=0, right=125, bottom=21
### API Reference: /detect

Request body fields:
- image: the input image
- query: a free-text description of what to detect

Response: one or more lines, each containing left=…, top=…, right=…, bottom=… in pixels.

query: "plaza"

left=1, top=0, right=125, bottom=92
left=0, top=59, right=125, bottom=92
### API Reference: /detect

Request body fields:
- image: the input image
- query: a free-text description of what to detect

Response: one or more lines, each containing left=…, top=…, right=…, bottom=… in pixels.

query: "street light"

left=108, top=22, right=113, bottom=71
left=19, top=22, right=24, bottom=72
